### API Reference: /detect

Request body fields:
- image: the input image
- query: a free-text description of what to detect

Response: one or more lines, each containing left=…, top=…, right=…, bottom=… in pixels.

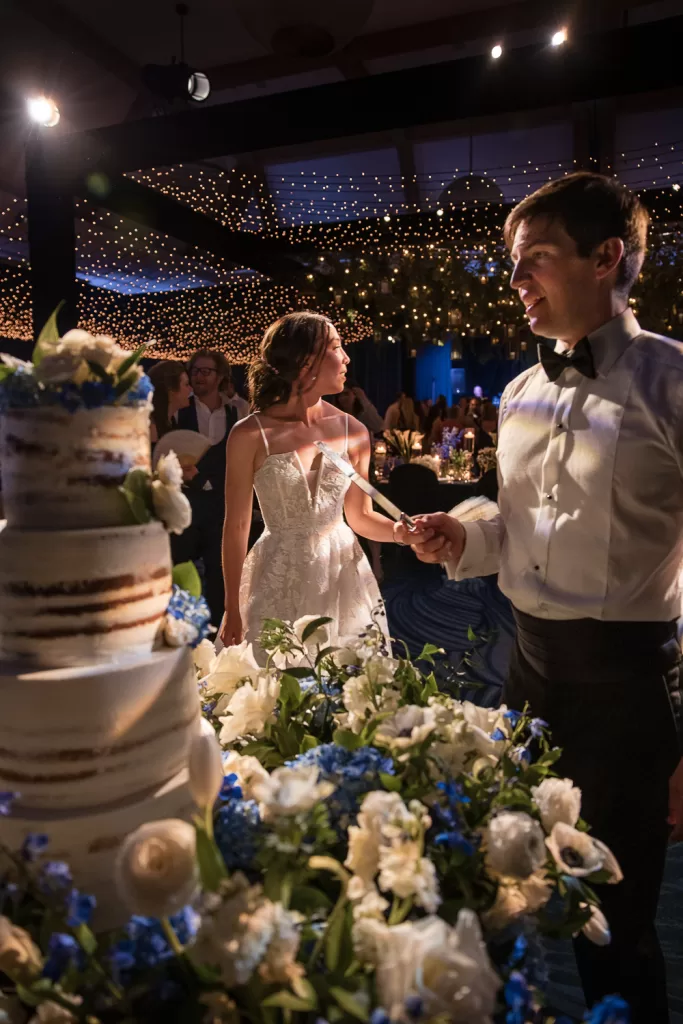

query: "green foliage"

left=173, top=561, right=203, bottom=598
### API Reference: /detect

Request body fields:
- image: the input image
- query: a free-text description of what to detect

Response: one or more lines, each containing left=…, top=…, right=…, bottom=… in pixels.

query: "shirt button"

left=533, top=565, right=540, bottom=571
left=557, top=423, right=564, bottom=430
left=546, top=493, right=553, bottom=500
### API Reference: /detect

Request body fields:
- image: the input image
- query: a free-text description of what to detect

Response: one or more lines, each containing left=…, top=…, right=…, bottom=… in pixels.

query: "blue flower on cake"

left=163, top=583, right=211, bottom=648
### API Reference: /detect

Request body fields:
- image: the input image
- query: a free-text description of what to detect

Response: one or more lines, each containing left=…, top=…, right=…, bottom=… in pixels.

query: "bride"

left=219, top=311, right=407, bottom=655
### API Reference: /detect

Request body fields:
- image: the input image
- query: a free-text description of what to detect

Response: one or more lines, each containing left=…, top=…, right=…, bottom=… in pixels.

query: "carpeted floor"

left=382, top=557, right=683, bottom=1024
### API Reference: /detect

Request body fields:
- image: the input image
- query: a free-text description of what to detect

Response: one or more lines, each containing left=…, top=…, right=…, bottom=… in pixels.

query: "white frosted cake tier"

left=0, top=404, right=151, bottom=529
left=0, top=647, right=200, bottom=811
left=0, top=768, right=196, bottom=930
left=0, top=522, right=172, bottom=666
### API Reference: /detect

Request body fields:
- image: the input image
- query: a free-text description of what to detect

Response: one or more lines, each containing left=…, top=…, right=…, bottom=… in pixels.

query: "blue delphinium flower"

left=529, top=718, right=548, bottom=739
left=491, top=727, right=507, bottom=741
left=165, top=585, right=212, bottom=647
left=110, top=907, right=200, bottom=982
left=503, top=709, right=523, bottom=729
left=38, top=860, right=73, bottom=894
left=288, top=744, right=394, bottom=831
left=67, top=890, right=96, bottom=928
left=21, top=833, right=49, bottom=862
left=504, top=971, right=532, bottom=1024
left=0, top=791, right=17, bottom=817
left=214, top=798, right=262, bottom=872
left=43, top=933, right=83, bottom=982
left=431, top=780, right=475, bottom=856
left=585, top=995, right=630, bottom=1024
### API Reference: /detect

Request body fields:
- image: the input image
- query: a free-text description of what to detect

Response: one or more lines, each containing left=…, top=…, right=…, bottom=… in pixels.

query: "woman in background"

left=148, top=360, right=193, bottom=443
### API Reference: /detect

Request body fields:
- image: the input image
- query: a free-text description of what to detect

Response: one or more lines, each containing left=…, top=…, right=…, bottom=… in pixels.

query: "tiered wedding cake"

left=0, top=327, right=202, bottom=928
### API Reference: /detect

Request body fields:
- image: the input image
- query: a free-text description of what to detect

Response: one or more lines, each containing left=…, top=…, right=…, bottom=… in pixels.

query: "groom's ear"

left=593, top=237, right=625, bottom=282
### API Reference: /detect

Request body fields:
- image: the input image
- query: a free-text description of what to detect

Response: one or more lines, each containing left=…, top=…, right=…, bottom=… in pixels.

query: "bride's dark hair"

left=249, top=311, right=333, bottom=411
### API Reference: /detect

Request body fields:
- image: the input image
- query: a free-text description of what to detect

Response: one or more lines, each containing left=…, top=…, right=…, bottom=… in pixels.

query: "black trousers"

left=504, top=610, right=681, bottom=1024
left=170, top=488, right=225, bottom=629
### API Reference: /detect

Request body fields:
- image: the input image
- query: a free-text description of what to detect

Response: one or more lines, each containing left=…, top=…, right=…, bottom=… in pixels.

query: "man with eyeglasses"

left=174, top=349, right=238, bottom=625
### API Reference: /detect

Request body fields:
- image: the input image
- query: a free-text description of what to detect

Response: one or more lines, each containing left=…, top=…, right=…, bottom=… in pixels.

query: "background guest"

left=384, top=389, right=419, bottom=430
left=223, top=377, right=250, bottom=420
left=331, top=381, right=384, bottom=435
left=148, top=360, right=192, bottom=443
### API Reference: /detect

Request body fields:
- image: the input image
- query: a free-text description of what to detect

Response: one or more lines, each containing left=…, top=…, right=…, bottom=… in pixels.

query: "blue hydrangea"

left=214, top=798, right=262, bottom=872
left=287, top=744, right=395, bottom=832
left=80, top=379, right=117, bottom=408
left=166, top=585, right=212, bottom=648
left=123, top=372, right=154, bottom=406
left=586, top=995, right=630, bottom=1024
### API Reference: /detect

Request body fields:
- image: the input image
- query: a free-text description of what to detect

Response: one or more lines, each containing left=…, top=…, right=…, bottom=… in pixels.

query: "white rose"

left=34, top=347, right=88, bottom=385
left=546, top=823, right=623, bottom=882
left=151, top=479, right=192, bottom=535
left=418, top=909, right=500, bottom=1023
left=189, top=720, right=225, bottom=810
left=193, top=638, right=216, bottom=678
left=114, top=818, right=199, bottom=919
left=156, top=450, right=184, bottom=489
left=164, top=615, right=198, bottom=647
left=204, top=641, right=260, bottom=697
left=484, top=811, right=547, bottom=880
left=532, top=777, right=582, bottom=831
left=293, top=615, right=330, bottom=649
left=223, top=750, right=269, bottom=800
left=580, top=903, right=611, bottom=946
left=218, top=675, right=280, bottom=746
left=253, top=764, right=335, bottom=821
left=375, top=705, right=437, bottom=752
left=0, top=916, right=42, bottom=984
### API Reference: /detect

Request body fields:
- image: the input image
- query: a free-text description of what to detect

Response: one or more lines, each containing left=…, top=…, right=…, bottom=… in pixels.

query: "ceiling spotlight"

left=551, top=28, right=567, bottom=46
left=491, top=44, right=503, bottom=59
left=27, top=96, right=60, bottom=127
left=142, top=61, right=211, bottom=103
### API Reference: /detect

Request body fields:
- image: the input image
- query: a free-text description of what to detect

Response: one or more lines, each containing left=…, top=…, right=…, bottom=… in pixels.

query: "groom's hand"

left=410, top=513, right=466, bottom=565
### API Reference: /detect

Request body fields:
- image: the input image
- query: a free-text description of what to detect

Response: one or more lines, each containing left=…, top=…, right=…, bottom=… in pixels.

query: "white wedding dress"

left=239, top=413, right=389, bottom=659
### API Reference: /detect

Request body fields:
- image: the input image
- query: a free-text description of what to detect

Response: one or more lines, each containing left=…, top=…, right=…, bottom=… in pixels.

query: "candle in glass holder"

left=463, top=430, right=475, bottom=452
left=374, top=441, right=387, bottom=477
left=411, top=437, right=422, bottom=456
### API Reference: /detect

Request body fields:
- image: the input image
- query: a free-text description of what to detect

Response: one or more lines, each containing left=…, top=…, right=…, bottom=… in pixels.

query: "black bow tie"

left=538, top=337, right=596, bottom=383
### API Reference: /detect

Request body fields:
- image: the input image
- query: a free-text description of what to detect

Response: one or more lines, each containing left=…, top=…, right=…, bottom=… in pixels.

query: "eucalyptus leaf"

left=32, top=301, right=64, bottom=366
left=195, top=827, right=228, bottom=892
left=172, top=560, right=202, bottom=598
left=329, top=986, right=369, bottom=1022
left=116, top=343, right=147, bottom=380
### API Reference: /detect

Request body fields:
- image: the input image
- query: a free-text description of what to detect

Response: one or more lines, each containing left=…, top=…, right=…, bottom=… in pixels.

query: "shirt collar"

left=554, top=309, right=641, bottom=378
left=195, top=394, right=228, bottom=413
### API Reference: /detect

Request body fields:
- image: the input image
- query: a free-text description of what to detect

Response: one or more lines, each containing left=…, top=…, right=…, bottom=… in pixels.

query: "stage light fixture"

left=491, top=44, right=502, bottom=59
left=551, top=28, right=567, bottom=46
left=27, top=96, right=60, bottom=127
left=142, top=61, right=211, bottom=103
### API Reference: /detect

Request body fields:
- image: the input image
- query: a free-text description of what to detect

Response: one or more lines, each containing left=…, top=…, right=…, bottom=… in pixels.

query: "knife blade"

left=314, top=441, right=416, bottom=529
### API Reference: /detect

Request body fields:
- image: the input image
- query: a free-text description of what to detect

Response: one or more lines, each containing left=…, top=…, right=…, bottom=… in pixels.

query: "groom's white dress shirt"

left=448, top=310, right=683, bottom=621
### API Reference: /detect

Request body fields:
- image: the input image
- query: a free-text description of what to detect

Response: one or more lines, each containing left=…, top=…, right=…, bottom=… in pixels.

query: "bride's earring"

left=312, top=375, right=318, bottom=381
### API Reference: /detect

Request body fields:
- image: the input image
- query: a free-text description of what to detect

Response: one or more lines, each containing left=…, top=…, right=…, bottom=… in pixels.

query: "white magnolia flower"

left=114, top=818, right=198, bottom=918
left=532, top=777, right=582, bottom=832
left=375, top=705, right=437, bottom=752
left=151, top=478, right=192, bottom=535
left=218, top=675, right=280, bottom=746
left=164, top=615, right=198, bottom=647
left=34, top=346, right=88, bottom=385
left=0, top=916, right=42, bottom=984
left=156, top=451, right=184, bottom=489
left=546, top=823, right=623, bottom=882
left=484, top=811, right=547, bottom=880
left=192, top=638, right=216, bottom=678
left=189, top=720, right=225, bottom=810
left=580, top=903, right=611, bottom=946
left=293, top=614, right=330, bottom=649
left=203, top=641, right=260, bottom=697
left=222, top=750, right=269, bottom=800
left=253, top=764, right=335, bottom=821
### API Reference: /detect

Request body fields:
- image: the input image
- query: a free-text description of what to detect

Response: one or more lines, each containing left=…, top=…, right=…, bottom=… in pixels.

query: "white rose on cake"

left=151, top=452, right=192, bottom=534
left=34, top=345, right=88, bottom=385
left=114, top=818, right=199, bottom=918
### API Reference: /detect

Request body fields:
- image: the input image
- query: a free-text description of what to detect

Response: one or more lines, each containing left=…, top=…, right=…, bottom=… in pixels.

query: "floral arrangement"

left=0, top=308, right=151, bottom=412
left=448, top=449, right=473, bottom=481
left=162, top=562, right=212, bottom=649
left=383, top=430, right=423, bottom=463
left=0, top=616, right=625, bottom=1024
left=119, top=451, right=191, bottom=535
left=434, top=426, right=461, bottom=461
left=410, top=455, right=440, bottom=476
left=477, top=448, right=498, bottom=475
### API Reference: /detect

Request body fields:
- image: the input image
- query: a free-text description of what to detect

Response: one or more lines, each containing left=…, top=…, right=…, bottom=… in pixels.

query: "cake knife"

left=314, top=441, right=417, bottom=530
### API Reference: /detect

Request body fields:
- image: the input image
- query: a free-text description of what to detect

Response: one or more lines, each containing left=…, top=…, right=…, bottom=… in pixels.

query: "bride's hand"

left=220, top=609, right=244, bottom=647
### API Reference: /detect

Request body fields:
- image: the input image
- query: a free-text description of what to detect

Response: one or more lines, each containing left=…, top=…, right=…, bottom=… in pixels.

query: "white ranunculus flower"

left=222, top=750, right=269, bottom=800
left=114, top=818, right=198, bottom=918
left=0, top=916, right=42, bottom=984
left=60, top=328, right=93, bottom=350
left=417, top=909, right=500, bottom=1023
left=151, top=479, right=192, bottom=535
left=484, top=811, right=547, bottom=880
left=34, top=347, right=88, bottom=385
left=532, top=777, right=582, bottom=832
left=580, top=903, right=611, bottom=946
left=218, top=675, right=280, bottom=746
left=292, top=614, right=331, bottom=649
left=164, top=615, right=198, bottom=647
left=375, top=705, right=437, bottom=752
left=192, top=638, right=216, bottom=678
left=156, top=450, right=184, bottom=489
left=203, top=641, right=260, bottom=697
left=546, top=823, right=623, bottom=882
left=253, top=764, right=335, bottom=821
left=189, top=720, right=225, bottom=810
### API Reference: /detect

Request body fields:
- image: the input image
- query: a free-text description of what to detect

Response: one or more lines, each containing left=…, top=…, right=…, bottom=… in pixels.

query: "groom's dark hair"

left=504, top=172, right=649, bottom=295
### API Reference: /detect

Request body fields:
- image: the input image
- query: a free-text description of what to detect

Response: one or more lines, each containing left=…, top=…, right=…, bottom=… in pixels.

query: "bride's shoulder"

left=228, top=413, right=262, bottom=446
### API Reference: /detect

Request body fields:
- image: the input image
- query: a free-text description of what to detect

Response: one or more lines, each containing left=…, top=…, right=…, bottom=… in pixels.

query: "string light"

left=491, top=44, right=503, bottom=59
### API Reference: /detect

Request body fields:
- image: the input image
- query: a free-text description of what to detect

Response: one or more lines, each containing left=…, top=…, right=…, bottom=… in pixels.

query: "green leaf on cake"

left=32, top=301, right=64, bottom=366
left=113, top=371, right=139, bottom=398
left=86, top=359, right=111, bottom=382
left=116, top=343, right=147, bottom=380
left=172, top=561, right=202, bottom=598
left=119, top=468, right=152, bottom=524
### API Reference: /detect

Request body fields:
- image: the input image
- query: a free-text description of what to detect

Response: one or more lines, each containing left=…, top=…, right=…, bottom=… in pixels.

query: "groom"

left=409, top=173, right=683, bottom=1023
